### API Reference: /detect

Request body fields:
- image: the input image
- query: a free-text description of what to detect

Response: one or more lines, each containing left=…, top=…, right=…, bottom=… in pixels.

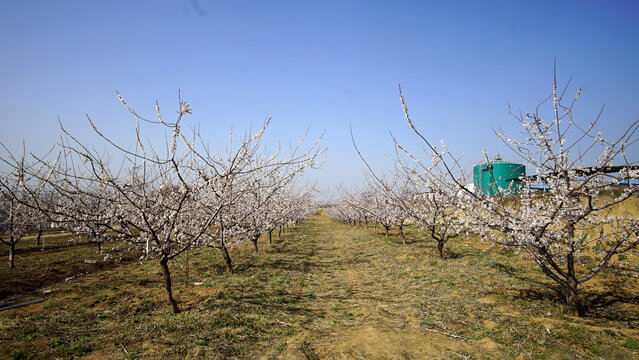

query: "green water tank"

left=473, top=160, right=525, bottom=195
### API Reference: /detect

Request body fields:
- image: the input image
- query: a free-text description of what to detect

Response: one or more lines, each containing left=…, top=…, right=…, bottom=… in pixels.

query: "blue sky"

left=1, top=0, right=638, bottom=194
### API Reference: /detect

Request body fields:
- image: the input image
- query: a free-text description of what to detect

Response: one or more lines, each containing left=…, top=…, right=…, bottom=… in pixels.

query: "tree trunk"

left=97, top=241, right=102, bottom=253
left=252, top=235, right=259, bottom=254
left=384, top=225, right=390, bottom=236
left=437, top=241, right=444, bottom=258
left=399, top=225, right=406, bottom=245
left=563, top=279, right=581, bottom=316
left=9, top=242, right=15, bottom=269
left=159, top=257, right=180, bottom=314
left=36, top=230, right=42, bottom=246
left=278, top=225, right=283, bottom=237
left=269, top=229, right=273, bottom=245
left=221, top=247, right=234, bottom=274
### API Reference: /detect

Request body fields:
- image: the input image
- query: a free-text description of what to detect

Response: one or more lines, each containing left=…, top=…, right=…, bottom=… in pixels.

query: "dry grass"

left=1, top=214, right=639, bottom=359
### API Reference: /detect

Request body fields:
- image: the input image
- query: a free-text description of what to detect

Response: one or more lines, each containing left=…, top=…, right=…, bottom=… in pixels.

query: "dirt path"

left=269, top=216, right=474, bottom=360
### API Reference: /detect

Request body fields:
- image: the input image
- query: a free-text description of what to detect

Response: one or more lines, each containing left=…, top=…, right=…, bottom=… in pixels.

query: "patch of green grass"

left=224, top=332, right=239, bottom=342
left=210, top=311, right=257, bottom=330
left=623, top=339, right=639, bottom=350
left=502, top=346, right=518, bottom=357
left=70, top=337, right=92, bottom=357
left=43, top=301, right=59, bottom=309
left=47, top=337, right=65, bottom=349
left=420, top=318, right=434, bottom=327
left=441, top=278, right=457, bottom=288
left=589, top=346, right=603, bottom=356
left=275, top=342, right=287, bottom=353
left=559, top=324, right=585, bottom=342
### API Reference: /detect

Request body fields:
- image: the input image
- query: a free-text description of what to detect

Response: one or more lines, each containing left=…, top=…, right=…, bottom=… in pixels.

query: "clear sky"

left=1, top=0, right=639, bottom=196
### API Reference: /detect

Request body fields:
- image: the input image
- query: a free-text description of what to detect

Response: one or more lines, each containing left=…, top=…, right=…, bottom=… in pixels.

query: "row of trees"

left=326, top=169, right=460, bottom=257
left=0, top=94, right=322, bottom=313
left=331, top=68, right=639, bottom=316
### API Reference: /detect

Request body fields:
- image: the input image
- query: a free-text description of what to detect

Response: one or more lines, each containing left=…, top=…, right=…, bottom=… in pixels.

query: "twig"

left=276, top=319, right=292, bottom=326
left=358, top=313, right=373, bottom=324
left=120, top=344, right=129, bottom=355
left=422, top=327, right=465, bottom=341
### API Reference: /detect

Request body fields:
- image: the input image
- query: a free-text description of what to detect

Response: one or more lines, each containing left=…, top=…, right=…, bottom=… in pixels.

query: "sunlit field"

left=2, top=211, right=639, bottom=359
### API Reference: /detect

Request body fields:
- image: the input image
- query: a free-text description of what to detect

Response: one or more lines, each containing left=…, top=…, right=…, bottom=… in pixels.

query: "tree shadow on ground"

left=580, top=277, right=639, bottom=323
left=491, top=262, right=550, bottom=288
left=491, top=262, right=639, bottom=321
left=384, top=236, right=420, bottom=245
left=0, top=250, right=140, bottom=300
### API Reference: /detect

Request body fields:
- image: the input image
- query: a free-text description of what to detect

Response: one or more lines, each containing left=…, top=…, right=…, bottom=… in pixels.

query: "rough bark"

left=159, top=256, right=180, bottom=314
left=563, top=278, right=581, bottom=316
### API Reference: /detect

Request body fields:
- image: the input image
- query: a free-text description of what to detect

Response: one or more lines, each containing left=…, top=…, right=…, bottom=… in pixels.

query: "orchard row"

left=0, top=95, right=323, bottom=313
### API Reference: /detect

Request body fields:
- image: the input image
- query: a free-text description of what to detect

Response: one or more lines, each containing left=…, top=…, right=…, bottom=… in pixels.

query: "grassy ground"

left=1, top=215, right=639, bottom=359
